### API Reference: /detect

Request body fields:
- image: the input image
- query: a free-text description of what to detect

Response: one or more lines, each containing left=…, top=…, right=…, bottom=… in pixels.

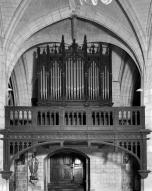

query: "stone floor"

left=48, top=182, right=84, bottom=191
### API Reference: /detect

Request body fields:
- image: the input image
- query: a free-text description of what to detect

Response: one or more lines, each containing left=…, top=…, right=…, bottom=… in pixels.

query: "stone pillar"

left=0, top=47, right=10, bottom=190
left=0, top=177, right=9, bottom=191
left=144, top=52, right=152, bottom=191
left=112, top=47, right=122, bottom=106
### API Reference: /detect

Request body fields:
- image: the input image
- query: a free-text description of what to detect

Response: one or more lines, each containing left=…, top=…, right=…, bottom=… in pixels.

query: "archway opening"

left=45, top=149, right=90, bottom=191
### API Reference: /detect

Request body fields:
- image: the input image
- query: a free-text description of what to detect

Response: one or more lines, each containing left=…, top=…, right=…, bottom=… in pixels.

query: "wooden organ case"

left=32, top=36, right=112, bottom=106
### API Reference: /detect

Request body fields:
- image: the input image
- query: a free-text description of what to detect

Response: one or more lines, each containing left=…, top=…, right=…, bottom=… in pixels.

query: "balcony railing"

left=5, top=106, right=145, bottom=131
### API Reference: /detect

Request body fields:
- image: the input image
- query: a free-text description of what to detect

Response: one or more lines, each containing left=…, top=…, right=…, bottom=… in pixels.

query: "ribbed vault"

left=3, top=0, right=150, bottom=84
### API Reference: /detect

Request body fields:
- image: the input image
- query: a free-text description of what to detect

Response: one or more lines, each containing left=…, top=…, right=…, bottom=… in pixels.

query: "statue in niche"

left=122, top=153, right=134, bottom=191
left=123, top=153, right=130, bottom=164
left=28, top=152, right=39, bottom=184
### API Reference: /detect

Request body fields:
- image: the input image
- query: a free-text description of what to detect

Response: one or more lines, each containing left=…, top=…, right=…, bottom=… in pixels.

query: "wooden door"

left=50, top=155, right=72, bottom=184
left=49, top=154, right=84, bottom=188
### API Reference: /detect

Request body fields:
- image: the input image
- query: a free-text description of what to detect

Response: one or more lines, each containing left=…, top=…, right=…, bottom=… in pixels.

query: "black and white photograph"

left=0, top=0, right=151, bottom=191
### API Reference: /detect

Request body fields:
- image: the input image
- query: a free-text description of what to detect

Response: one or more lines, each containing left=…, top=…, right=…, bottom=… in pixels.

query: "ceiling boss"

left=79, top=0, right=113, bottom=6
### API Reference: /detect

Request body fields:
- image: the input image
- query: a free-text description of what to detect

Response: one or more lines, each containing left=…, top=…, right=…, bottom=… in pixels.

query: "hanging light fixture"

left=79, top=0, right=112, bottom=6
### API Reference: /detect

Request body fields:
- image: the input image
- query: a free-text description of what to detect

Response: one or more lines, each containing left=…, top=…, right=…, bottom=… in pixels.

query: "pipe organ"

left=32, top=36, right=112, bottom=105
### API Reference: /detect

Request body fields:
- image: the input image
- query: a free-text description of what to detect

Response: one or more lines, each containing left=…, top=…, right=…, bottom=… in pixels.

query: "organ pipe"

left=102, top=71, right=104, bottom=100
left=80, top=59, right=82, bottom=99
left=88, top=61, right=100, bottom=100
left=81, top=58, right=83, bottom=99
left=105, top=66, right=106, bottom=99
left=52, top=64, right=54, bottom=98
left=45, top=72, right=47, bottom=99
left=39, top=57, right=110, bottom=101
left=95, top=63, right=96, bottom=99
left=42, top=67, right=44, bottom=99
left=74, top=60, right=75, bottom=99
left=65, top=57, right=85, bottom=100
left=40, top=69, right=42, bottom=99
left=55, top=62, right=57, bottom=99
left=107, top=70, right=109, bottom=99
left=77, top=59, right=79, bottom=99
left=94, top=62, right=96, bottom=99
left=57, top=63, right=59, bottom=99
left=72, top=60, right=73, bottom=99
left=50, top=66, right=52, bottom=98
left=69, top=60, right=70, bottom=99
left=93, top=61, right=95, bottom=99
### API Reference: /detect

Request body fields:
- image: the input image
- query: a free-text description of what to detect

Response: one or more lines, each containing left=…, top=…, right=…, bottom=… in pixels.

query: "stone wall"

left=88, top=150, right=136, bottom=191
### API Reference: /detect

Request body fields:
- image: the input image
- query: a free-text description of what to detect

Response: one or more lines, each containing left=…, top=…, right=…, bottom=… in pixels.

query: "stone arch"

left=45, top=147, right=90, bottom=160
left=10, top=140, right=141, bottom=169
left=117, top=0, right=146, bottom=58
left=5, top=8, right=144, bottom=86
left=3, top=0, right=32, bottom=49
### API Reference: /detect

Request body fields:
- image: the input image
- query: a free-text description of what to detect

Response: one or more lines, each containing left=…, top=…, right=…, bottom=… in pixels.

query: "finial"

left=84, top=35, right=87, bottom=44
left=61, top=35, right=64, bottom=43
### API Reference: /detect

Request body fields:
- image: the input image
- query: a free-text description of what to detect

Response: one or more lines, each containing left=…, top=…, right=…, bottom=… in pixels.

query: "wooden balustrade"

left=5, top=106, right=145, bottom=129
left=8, top=108, right=32, bottom=126
left=91, top=111, right=113, bottom=125
left=9, top=141, right=32, bottom=155
left=117, top=108, right=142, bottom=126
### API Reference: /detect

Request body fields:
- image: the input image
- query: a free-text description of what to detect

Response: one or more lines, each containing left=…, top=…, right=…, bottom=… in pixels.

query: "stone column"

left=0, top=48, right=10, bottom=190
left=144, top=51, right=152, bottom=191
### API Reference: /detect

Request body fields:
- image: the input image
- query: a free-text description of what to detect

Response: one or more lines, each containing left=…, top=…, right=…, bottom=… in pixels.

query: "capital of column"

left=138, top=169, right=151, bottom=179
left=0, top=171, right=12, bottom=180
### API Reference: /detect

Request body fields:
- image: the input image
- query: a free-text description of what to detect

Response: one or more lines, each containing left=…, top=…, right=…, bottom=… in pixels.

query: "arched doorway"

left=45, top=149, right=90, bottom=191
